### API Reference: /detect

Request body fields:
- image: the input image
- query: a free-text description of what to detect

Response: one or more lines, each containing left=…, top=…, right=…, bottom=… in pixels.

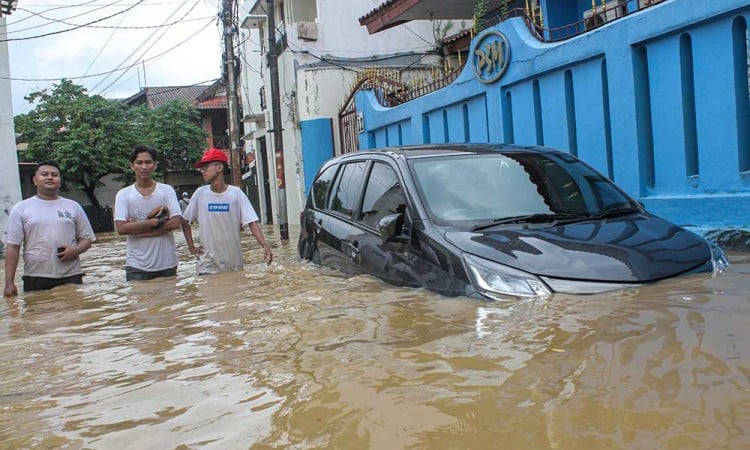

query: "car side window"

left=330, top=161, right=368, bottom=217
left=358, top=162, right=406, bottom=229
left=311, top=165, right=338, bottom=209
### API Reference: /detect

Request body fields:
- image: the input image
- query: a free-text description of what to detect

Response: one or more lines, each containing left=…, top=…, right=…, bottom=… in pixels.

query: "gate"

left=338, top=89, right=360, bottom=154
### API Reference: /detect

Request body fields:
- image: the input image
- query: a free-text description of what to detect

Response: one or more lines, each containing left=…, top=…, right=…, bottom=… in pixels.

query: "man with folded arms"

left=114, top=145, right=182, bottom=281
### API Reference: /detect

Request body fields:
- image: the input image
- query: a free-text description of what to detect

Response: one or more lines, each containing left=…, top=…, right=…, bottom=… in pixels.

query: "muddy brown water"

left=1, top=225, right=749, bottom=449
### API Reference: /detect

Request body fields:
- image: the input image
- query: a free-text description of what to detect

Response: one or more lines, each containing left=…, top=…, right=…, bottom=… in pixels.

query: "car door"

left=347, top=160, right=419, bottom=287
left=316, top=160, right=369, bottom=274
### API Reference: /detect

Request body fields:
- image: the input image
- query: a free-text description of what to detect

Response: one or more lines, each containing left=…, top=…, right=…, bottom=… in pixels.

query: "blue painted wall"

left=300, top=118, right=335, bottom=197
left=355, top=0, right=750, bottom=228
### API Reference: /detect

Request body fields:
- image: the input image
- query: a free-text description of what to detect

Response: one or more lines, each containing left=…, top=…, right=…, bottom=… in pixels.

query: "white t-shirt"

left=5, top=196, right=96, bottom=278
left=183, top=185, right=259, bottom=274
left=114, top=183, right=182, bottom=272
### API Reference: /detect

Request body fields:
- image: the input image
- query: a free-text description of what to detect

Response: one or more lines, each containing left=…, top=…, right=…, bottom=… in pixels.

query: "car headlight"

left=462, top=253, right=552, bottom=300
left=709, top=244, right=729, bottom=276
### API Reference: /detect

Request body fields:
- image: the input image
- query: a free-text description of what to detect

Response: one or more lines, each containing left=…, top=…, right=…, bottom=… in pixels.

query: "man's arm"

left=58, top=238, right=93, bottom=261
left=128, top=215, right=181, bottom=238
left=247, top=221, right=273, bottom=265
left=115, top=217, right=160, bottom=235
left=4, top=244, right=21, bottom=297
left=181, top=218, right=203, bottom=256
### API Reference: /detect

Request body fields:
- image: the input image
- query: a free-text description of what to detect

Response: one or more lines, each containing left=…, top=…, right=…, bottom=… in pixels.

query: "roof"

left=359, top=0, right=506, bottom=34
left=123, top=85, right=212, bottom=108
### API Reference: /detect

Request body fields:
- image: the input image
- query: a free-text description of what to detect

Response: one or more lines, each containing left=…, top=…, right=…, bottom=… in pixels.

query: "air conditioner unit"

left=296, top=22, right=318, bottom=41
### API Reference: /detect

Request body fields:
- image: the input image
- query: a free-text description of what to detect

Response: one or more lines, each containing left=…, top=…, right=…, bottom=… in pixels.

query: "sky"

left=4, top=0, right=224, bottom=115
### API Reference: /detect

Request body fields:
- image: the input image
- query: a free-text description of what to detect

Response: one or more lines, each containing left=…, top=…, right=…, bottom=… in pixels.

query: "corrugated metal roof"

left=144, top=86, right=209, bottom=108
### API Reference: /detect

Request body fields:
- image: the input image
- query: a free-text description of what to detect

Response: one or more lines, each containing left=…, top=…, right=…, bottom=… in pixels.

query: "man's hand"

left=147, top=206, right=170, bottom=228
left=263, top=245, right=273, bottom=265
left=189, top=245, right=205, bottom=257
left=4, top=283, right=18, bottom=298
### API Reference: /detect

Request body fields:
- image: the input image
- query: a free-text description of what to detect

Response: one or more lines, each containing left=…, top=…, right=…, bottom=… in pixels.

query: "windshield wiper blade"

left=472, top=213, right=581, bottom=231
left=582, top=206, right=642, bottom=221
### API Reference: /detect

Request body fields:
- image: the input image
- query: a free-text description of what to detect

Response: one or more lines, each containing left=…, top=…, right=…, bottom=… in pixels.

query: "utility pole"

left=266, top=0, right=289, bottom=240
left=222, top=0, right=242, bottom=187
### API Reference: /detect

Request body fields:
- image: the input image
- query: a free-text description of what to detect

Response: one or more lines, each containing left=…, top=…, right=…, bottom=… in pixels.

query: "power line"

left=0, top=17, right=216, bottom=82
left=5, top=0, right=110, bottom=28
left=0, top=0, right=146, bottom=42
left=92, top=0, right=199, bottom=94
left=13, top=7, right=211, bottom=32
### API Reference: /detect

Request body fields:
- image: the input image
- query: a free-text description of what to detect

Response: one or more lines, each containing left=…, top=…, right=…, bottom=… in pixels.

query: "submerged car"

left=298, top=144, right=728, bottom=300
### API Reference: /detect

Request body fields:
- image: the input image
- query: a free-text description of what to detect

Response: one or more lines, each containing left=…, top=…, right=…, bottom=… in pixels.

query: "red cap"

left=194, top=148, right=229, bottom=168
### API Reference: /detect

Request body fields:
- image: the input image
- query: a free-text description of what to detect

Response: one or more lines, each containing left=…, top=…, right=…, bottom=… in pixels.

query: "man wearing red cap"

left=181, top=148, right=272, bottom=274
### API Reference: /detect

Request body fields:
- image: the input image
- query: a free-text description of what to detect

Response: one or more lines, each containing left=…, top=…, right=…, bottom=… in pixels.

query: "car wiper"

left=580, top=205, right=642, bottom=221
left=472, top=213, right=581, bottom=231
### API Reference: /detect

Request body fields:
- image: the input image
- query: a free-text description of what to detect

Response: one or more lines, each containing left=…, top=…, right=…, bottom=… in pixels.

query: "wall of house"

left=356, top=0, right=750, bottom=228
left=244, top=0, right=449, bottom=230
left=0, top=18, right=23, bottom=247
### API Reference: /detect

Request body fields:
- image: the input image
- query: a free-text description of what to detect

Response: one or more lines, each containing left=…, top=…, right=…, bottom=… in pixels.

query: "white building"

left=238, top=0, right=456, bottom=233
left=0, top=16, right=22, bottom=249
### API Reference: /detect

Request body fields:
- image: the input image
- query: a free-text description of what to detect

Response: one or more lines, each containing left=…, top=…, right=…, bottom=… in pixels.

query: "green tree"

left=137, top=99, right=207, bottom=179
left=14, top=79, right=139, bottom=207
left=14, top=81, right=209, bottom=206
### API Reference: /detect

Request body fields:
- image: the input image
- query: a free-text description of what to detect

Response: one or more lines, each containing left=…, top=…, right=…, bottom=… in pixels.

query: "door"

left=347, top=161, right=418, bottom=286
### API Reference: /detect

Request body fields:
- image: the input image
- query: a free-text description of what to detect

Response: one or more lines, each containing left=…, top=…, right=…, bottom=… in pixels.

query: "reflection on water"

left=2, top=226, right=750, bottom=448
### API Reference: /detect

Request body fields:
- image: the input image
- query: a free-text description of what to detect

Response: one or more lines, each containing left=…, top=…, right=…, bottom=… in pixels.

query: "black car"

left=298, top=144, right=728, bottom=300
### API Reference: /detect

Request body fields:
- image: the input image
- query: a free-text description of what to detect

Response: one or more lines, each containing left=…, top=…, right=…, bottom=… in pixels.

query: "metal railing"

left=479, top=0, right=669, bottom=43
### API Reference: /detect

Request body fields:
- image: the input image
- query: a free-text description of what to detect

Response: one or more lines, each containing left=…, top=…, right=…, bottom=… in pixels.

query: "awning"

left=359, top=0, right=507, bottom=34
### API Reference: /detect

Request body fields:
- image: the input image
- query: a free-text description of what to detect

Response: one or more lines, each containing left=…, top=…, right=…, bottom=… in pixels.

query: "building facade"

left=1, top=15, right=22, bottom=249
left=355, top=0, right=750, bottom=228
left=238, top=0, right=454, bottom=228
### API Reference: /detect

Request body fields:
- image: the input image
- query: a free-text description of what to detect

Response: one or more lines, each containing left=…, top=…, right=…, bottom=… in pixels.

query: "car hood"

left=444, top=214, right=711, bottom=282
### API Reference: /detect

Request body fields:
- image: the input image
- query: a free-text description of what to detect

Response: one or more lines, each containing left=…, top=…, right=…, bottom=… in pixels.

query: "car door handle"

left=314, top=218, right=323, bottom=230
left=346, top=240, right=360, bottom=260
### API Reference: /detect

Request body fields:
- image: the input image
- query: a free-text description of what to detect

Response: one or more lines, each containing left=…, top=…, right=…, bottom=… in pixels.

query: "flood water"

left=2, top=225, right=750, bottom=449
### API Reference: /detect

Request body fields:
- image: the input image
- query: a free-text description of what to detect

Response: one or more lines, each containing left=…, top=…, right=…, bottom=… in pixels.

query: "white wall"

left=240, top=0, right=450, bottom=227
left=0, top=18, right=22, bottom=247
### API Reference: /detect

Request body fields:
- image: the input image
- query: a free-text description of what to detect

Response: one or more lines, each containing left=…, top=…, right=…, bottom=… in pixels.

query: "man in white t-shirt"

left=4, top=160, right=96, bottom=296
left=114, top=145, right=182, bottom=281
left=181, top=148, right=272, bottom=274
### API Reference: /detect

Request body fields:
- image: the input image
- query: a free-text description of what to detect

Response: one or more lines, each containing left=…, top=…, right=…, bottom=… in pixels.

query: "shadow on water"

left=1, top=225, right=750, bottom=449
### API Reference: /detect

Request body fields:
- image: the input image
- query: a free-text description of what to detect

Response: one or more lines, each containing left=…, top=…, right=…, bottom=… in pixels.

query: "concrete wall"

left=241, top=0, right=448, bottom=229
left=0, top=17, right=22, bottom=248
left=357, top=0, right=750, bottom=228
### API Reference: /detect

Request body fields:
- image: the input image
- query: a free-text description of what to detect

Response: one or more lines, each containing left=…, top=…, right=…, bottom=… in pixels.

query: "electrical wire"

left=5, top=0, right=117, bottom=29
left=92, top=0, right=200, bottom=94
left=0, top=0, right=146, bottom=42
left=0, top=17, right=217, bottom=82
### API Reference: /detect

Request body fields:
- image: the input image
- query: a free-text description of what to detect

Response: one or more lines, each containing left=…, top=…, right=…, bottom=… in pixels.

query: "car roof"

left=334, top=143, right=557, bottom=162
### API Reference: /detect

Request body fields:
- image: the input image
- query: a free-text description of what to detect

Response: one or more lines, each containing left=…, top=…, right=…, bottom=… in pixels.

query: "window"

left=330, top=162, right=368, bottom=217
left=311, top=164, right=337, bottom=209
left=358, top=163, right=406, bottom=229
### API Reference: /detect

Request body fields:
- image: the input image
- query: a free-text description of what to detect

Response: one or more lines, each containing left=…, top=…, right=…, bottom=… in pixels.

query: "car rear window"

left=311, top=164, right=338, bottom=209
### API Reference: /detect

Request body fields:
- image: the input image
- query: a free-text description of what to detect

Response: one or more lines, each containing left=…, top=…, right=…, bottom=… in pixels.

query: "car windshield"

left=408, top=151, right=639, bottom=228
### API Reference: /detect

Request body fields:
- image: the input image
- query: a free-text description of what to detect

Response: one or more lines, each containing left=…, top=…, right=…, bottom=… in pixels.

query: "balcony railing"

left=479, top=0, right=669, bottom=43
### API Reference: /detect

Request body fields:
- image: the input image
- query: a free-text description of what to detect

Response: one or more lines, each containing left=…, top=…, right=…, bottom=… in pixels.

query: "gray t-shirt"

left=5, top=196, right=96, bottom=278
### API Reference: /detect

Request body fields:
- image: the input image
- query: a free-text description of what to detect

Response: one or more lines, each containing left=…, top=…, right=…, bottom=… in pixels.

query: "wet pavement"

left=1, top=225, right=750, bottom=449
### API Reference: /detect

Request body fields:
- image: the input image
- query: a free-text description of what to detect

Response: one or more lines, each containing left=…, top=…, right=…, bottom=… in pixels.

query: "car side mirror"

left=378, top=213, right=407, bottom=242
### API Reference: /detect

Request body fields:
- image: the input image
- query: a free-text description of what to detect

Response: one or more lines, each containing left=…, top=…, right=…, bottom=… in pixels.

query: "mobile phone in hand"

left=57, top=247, right=65, bottom=258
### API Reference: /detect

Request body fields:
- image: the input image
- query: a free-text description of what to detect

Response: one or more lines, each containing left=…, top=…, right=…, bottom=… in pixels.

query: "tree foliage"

left=14, top=80, right=207, bottom=206
left=137, top=100, right=206, bottom=179
left=14, top=80, right=138, bottom=207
